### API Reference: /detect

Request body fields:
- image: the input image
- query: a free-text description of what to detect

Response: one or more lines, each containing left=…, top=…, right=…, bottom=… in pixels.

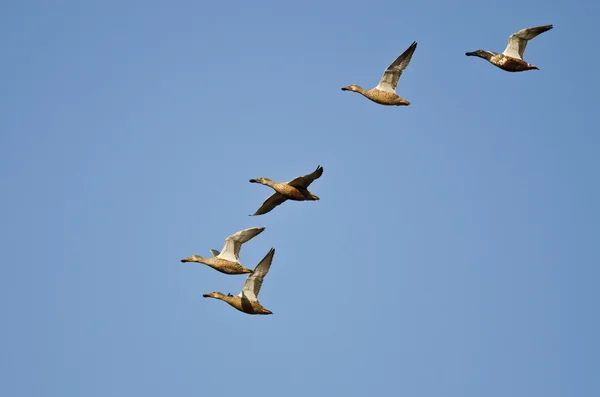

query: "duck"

left=203, top=248, right=276, bottom=315
left=180, top=227, right=265, bottom=274
left=341, top=41, right=417, bottom=106
left=465, top=25, right=553, bottom=72
left=249, top=165, right=323, bottom=216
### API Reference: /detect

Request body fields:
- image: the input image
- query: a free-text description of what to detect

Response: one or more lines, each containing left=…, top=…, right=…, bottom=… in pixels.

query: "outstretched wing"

left=503, top=25, right=553, bottom=60
left=375, top=41, right=417, bottom=93
left=287, top=165, right=324, bottom=189
left=239, top=248, right=275, bottom=301
left=218, top=227, right=265, bottom=261
left=251, top=192, right=288, bottom=216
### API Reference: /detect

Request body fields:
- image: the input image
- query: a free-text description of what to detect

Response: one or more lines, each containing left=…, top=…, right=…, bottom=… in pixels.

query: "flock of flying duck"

left=181, top=166, right=324, bottom=314
left=180, top=24, right=553, bottom=315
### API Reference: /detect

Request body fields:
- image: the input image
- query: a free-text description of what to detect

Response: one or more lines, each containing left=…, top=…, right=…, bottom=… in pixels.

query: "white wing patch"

left=216, top=227, right=265, bottom=262
left=502, top=25, right=553, bottom=60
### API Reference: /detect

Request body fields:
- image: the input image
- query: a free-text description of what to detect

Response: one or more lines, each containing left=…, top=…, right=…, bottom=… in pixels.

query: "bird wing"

left=502, top=25, right=553, bottom=60
left=210, top=249, right=220, bottom=257
left=239, top=248, right=275, bottom=301
left=287, top=165, right=324, bottom=189
left=251, top=192, right=288, bottom=216
left=375, top=41, right=417, bottom=93
left=218, top=227, right=265, bottom=262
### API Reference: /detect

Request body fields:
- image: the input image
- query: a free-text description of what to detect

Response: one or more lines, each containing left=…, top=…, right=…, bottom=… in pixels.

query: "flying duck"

left=341, top=41, right=417, bottom=106
left=465, top=25, right=553, bottom=72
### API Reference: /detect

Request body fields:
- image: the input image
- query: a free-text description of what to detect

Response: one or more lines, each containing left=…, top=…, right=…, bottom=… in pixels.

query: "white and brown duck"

left=181, top=227, right=265, bottom=274
left=203, top=248, right=276, bottom=315
left=341, top=41, right=417, bottom=106
left=466, top=25, right=553, bottom=72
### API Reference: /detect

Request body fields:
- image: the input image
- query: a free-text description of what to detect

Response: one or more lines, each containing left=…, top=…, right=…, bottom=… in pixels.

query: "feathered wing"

left=375, top=41, right=417, bottom=93
left=251, top=192, right=288, bottom=216
left=239, top=248, right=275, bottom=301
left=210, top=249, right=220, bottom=257
left=502, top=25, right=553, bottom=59
left=218, top=227, right=265, bottom=262
left=287, top=165, right=324, bottom=189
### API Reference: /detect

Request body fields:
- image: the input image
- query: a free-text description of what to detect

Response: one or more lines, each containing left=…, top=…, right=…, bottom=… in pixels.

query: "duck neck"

left=354, top=85, right=369, bottom=96
left=261, top=178, right=276, bottom=187
left=480, top=51, right=495, bottom=61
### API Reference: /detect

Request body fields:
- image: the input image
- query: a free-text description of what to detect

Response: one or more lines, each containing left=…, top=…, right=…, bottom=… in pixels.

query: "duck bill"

left=465, top=51, right=477, bottom=56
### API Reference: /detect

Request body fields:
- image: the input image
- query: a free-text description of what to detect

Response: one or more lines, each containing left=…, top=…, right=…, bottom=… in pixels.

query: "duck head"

left=249, top=177, right=274, bottom=185
left=202, top=292, right=227, bottom=300
left=465, top=50, right=494, bottom=61
left=181, top=255, right=204, bottom=263
left=341, top=84, right=360, bottom=92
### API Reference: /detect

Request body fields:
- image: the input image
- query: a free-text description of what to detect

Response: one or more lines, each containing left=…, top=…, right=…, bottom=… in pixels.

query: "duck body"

left=268, top=181, right=318, bottom=201
left=202, top=292, right=272, bottom=315
left=181, top=255, right=252, bottom=274
left=341, top=86, right=410, bottom=106
left=492, top=54, right=539, bottom=72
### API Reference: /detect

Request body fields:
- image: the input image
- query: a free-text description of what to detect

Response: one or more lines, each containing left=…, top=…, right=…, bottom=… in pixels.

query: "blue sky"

left=1, top=0, right=599, bottom=396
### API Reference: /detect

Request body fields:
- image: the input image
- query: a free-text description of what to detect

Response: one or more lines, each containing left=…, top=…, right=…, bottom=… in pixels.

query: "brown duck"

left=466, top=25, right=553, bottom=72
left=249, top=165, right=323, bottom=216
left=180, top=227, right=264, bottom=274
left=203, top=248, right=276, bottom=315
left=341, top=41, right=417, bottom=106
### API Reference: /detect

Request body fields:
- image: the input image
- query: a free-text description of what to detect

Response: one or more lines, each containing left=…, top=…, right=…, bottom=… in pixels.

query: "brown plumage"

left=249, top=165, right=323, bottom=216
left=341, top=41, right=417, bottom=106
left=203, top=248, right=276, bottom=315
left=180, top=255, right=253, bottom=275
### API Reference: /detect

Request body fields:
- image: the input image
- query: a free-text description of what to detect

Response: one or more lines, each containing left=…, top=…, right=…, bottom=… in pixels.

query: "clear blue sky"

left=1, top=1, right=598, bottom=396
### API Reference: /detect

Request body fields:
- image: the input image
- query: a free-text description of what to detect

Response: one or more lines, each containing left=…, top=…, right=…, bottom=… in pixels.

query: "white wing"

left=238, top=248, right=275, bottom=301
left=375, top=41, right=417, bottom=93
left=502, top=25, right=553, bottom=60
left=217, top=227, right=265, bottom=262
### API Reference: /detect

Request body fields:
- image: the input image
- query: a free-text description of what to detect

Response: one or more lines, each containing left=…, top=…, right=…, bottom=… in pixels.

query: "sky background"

left=1, top=0, right=599, bottom=396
